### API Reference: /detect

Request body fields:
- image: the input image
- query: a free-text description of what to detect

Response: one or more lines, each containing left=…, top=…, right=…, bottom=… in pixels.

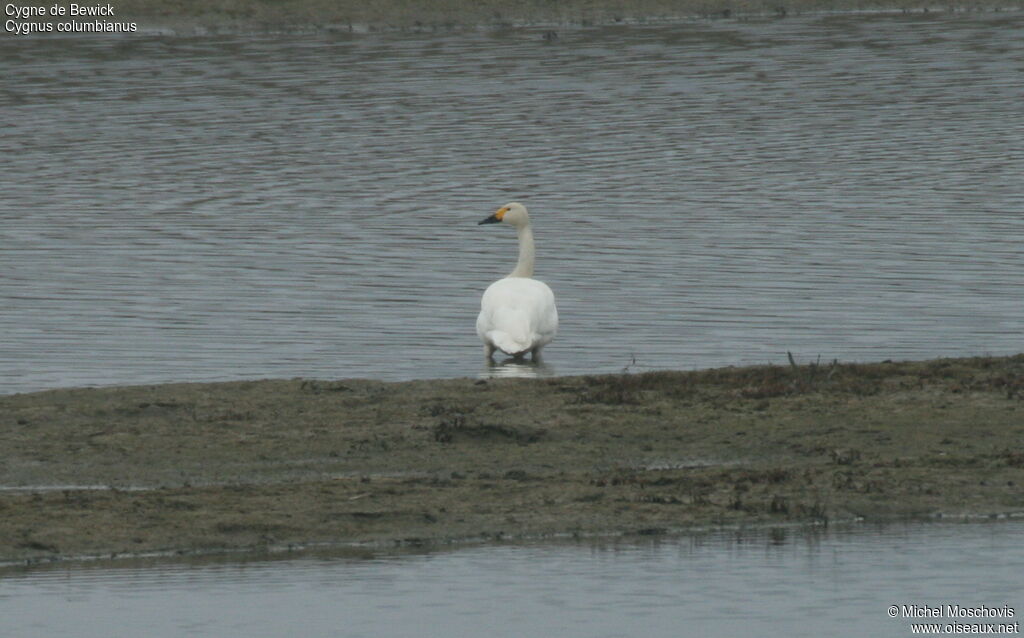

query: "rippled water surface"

left=3, top=521, right=1022, bottom=638
left=2, top=13, right=1022, bottom=393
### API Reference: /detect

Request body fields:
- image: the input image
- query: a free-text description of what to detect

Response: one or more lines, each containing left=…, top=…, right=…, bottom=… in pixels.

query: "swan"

left=476, top=202, right=558, bottom=361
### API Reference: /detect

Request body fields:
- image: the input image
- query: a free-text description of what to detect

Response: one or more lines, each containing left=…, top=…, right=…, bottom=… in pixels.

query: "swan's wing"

left=523, top=280, right=557, bottom=347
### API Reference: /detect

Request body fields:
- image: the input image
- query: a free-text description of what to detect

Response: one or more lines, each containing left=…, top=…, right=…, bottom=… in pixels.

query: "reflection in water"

left=1, top=14, right=1022, bottom=394
left=480, top=357, right=556, bottom=379
left=2, top=521, right=1022, bottom=638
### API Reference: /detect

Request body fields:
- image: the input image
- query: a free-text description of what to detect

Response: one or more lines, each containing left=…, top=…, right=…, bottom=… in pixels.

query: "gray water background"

left=2, top=520, right=1022, bottom=637
left=2, top=13, right=1022, bottom=394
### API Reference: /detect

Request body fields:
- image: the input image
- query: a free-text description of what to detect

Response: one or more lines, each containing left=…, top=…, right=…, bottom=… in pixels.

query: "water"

left=2, top=521, right=1022, bottom=637
left=2, top=13, right=1022, bottom=394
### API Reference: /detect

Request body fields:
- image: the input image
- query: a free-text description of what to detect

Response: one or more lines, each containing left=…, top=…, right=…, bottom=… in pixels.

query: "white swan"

left=476, top=202, right=558, bottom=360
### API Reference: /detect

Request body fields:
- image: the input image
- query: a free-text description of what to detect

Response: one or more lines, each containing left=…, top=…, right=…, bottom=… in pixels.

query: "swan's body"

left=476, top=202, right=558, bottom=360
left=477, top=277, right=557, bottom=358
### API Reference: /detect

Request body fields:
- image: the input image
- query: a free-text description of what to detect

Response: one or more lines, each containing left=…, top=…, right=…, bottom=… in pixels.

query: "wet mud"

left=2, top=355, right=1023, bottom=564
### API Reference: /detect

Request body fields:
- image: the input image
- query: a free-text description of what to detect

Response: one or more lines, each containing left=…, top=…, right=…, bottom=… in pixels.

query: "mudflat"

left=2, top=355, right=1022, bottom=564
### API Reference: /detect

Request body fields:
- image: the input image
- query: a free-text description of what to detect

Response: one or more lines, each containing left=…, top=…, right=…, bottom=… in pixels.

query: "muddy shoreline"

left=2, top=354, right=1022, bottom=565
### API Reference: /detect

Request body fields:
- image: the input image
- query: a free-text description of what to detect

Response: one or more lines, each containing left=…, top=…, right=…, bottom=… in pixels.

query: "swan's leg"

left=483, top=343, right=496, bottom=360
left=530, top=346, right=544, bottom=361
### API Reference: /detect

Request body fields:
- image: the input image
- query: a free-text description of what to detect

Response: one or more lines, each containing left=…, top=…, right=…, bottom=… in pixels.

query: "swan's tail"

left=485, top=331, right=533, bottom=357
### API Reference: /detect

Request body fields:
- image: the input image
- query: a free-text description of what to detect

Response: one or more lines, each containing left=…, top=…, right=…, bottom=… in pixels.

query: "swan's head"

left=478, top=202, right=529, bottom=228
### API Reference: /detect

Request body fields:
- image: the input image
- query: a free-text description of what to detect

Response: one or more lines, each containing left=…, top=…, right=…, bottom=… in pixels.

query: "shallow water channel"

left=2, top=521, right=1022, bottom=637
left=2, top=13, right=1022, bottom=394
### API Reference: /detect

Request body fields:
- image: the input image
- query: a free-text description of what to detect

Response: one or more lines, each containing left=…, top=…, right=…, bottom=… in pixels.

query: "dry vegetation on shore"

left=1, top=354, right=1022, bottom=564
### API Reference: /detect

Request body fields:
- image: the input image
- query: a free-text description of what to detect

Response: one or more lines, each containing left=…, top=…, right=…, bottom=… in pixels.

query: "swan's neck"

left=509, top=224, right=535, bottom=278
